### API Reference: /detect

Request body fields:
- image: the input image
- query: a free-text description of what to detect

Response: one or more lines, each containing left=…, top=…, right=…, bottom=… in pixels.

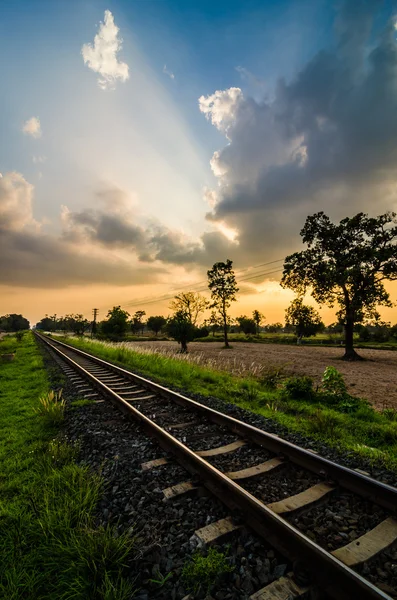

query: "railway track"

left=35, top=332, right=397, bottom=600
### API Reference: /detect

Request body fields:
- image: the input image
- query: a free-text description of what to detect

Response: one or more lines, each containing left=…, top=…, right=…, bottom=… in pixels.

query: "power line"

left=122, top=264, right=285, bottom=311
left=120, top=257, right=286, bottom=309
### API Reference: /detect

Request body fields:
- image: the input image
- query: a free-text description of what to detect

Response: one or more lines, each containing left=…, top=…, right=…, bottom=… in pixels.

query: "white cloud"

left=163, top=64, right=175, bottom=80
left=198, top=87, right=243, bottom=137
left=32, top=155, right=46, bottom=164
left=81, top=10, right=129, bottom=90
left=22, top=117, right=42, bottom=138
left=0, top=172, right=35, bottom=230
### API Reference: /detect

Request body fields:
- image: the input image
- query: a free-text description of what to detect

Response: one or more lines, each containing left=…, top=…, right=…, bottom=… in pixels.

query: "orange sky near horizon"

left=3, top=279, right=397, bottom=328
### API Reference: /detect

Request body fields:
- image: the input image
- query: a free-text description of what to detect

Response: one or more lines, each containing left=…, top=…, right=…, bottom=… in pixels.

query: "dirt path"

left=125, top=340, right=397, bottom=410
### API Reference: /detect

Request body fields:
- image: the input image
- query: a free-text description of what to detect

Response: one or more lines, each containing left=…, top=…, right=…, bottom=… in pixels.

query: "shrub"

left=282, top=376, right=314, bottom=400
left=182, top=548, right=233, bottom=595
left=35, top=389, right=66, bottom=425
left=321, top=366, right=347, bottom=397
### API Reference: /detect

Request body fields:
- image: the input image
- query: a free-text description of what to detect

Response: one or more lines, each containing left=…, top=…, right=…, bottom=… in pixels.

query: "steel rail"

left=35, top=333, right=396, bottom=599
left=37, top=333, right=397, bottom=513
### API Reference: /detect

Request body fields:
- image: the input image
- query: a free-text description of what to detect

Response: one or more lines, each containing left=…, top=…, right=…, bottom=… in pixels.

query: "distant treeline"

left=0, top=313, right=30, bottom=332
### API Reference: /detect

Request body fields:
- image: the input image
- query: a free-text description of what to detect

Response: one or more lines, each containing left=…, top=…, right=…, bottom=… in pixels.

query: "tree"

left=264, top=322, right=284, bottom=333
left=131, top=310, right=146, bottom=335
left=0, top=314, right=30, bottom=332
left=69, top=314, right=90, bottom=336
left=285, top=298, right=324, bottom=343
left=101, top=306, right=130, bottom=338
left=281, top=211, right=397, bottom=360
left=207, top=260, right=238, bottom=348
left=166, top=311, right=196, bottom=353
left=147, top=315, right=167, bottom=337
left=252, top=310, right=265, bottom=335
left=204, top=311, right=223, bottom=337
left=236, top=316, right=257, bottom=335
left=169, top=292, right=208, bottom=326
left=35, top=315, right=56, bottom=331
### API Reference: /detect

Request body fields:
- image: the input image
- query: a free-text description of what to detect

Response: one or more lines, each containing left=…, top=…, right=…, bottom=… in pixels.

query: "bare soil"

left=125, top=340, right=397, bottom=410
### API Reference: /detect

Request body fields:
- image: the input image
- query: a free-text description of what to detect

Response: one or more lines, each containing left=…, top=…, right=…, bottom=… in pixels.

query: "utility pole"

left=92, top=308, right=98, bottom=338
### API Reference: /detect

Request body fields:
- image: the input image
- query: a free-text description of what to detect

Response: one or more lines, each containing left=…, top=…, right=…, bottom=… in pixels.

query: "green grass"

left=59, top=335, right=397, bottom=473
left=0, top=333, right=137, bottom=599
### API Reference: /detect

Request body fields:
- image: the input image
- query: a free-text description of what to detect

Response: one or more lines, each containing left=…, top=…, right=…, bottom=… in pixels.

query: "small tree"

left=236, top=316, right=257, bottom=335
left=131, top=310, right=146, bottom=335
left=69, top=314, right=90, bottom=336
left=264, top=322, right=284, bottom=333
left=101, top=306, right=130, bottom=338
left=204, top=311, right=222, bottom=337
left=252, top=310, right=265, bottom=335
left=207, top=259, right=238, bottom=348
left=166, top=311, right=196, bottom=353
left=147, top=315, right=167, bottom=337
left=282, top=212, right=397, bottom=360
left=285, top=298, right=324, bottom=343
left=169, top=292, right=208, bottom=326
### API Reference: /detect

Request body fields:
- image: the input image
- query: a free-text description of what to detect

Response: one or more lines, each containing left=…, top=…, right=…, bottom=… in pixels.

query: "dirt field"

left=125, top=340, right=397, bottom=410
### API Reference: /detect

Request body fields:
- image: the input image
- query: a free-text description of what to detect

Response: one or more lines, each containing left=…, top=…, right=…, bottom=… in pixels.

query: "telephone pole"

left=92, top=308, right=99, bottom=338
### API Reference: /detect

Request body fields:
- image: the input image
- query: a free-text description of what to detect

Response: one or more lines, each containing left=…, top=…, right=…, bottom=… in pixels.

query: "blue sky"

left=1, top=0, right=397, bottom=323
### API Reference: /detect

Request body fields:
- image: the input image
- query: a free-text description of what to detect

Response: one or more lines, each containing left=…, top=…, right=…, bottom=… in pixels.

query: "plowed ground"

left=126, top=341, right=397, bottom=410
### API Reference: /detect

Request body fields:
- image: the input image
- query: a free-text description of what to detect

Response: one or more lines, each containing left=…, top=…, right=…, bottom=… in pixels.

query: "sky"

left=1, top=0, right=397, bottom=326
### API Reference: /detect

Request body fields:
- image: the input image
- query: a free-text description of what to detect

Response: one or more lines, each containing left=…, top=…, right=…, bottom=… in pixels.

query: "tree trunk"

left=223, top=314, right=229, bottom=348
left=343, top=317, right=362, bottom=361
left=180, top=339, right=188, bottom=353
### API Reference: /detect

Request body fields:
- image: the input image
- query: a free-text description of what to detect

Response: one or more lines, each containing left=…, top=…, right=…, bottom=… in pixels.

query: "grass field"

left=0, top=333, right=136, bottom=600
left=61, top=336, right=397, bottom=473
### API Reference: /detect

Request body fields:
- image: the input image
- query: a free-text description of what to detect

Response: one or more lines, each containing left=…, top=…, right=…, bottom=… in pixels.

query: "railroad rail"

left=35, top=332, right=397, bottom=600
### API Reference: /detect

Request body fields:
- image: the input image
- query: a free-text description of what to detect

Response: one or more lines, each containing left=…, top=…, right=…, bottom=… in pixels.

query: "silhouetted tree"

left=169, top=292, right=208, bottom=325
left=166, top=311, right=196, bottom=353
left=147, top=315, right=167, bottom=337
left=236, top=316, right=257, bottom=335
left=0, top=313, right=30, bottom=332
left=101, top=306, right=130, bottom=338
left=285, top=298, right=324, bottom=343
left=207, top=259, right=238, bottom=348
left=131, top=310, right=146, bottom=335
left=252, top=310, right=265, bottom=334
left=282, top=212, right=397, bottom=360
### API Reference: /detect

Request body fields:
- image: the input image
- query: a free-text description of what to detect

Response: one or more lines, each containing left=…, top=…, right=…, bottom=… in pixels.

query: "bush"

left=282, top=376, right=314, bottom=400
left=194, top=326, right=210, bottom=339
left=321, top=366, right=347, bottom=397
left=182, top=548, right=233, bottom=595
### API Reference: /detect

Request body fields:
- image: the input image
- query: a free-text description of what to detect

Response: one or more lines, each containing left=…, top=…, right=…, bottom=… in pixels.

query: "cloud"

left=32, top=155, right=46, bottom=163
left=61, top=184, right=238, bottom=267
left=22, top=117, right=42, bottom=138
left=0, top=172, right=36, bottom=230
left=199, top=0, right=397, bottom=264
left=163, top=64, right=175, bottom=80
left=0, top=173, right=164, bottom=288
left=198, top=87, right=243, bottom=138
left=81, top=10, right=129, bottom=90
